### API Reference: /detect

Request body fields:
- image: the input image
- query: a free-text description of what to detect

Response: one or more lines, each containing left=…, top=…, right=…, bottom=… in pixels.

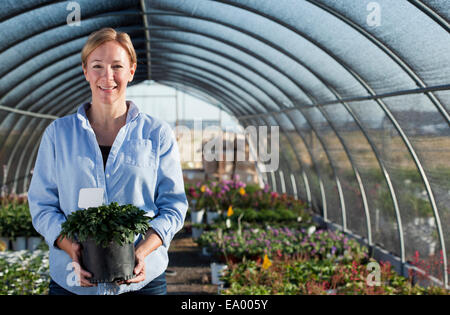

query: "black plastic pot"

left=81, top=239, right=136, bottom=283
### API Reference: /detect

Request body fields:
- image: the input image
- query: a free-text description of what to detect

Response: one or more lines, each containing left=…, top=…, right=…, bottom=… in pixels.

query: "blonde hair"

left=81, top=27, right=137, bottom=67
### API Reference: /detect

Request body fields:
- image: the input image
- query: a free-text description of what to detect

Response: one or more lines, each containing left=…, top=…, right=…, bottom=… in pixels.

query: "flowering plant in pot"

left=186, top=183, right=207, bottom=224
left=216, top=176, right=247, bottom=211
left=60, top=202, right=151, bottom=283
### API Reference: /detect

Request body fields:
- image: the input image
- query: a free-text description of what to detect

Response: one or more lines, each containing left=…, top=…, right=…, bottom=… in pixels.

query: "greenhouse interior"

left=0, top=0, right=449, bottom=295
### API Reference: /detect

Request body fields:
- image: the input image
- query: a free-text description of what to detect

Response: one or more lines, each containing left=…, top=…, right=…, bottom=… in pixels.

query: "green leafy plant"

left=0, top=203, right=38, bottom=239
left=0, top=250, right=49, bottom=295
left=197, top=226, right=368, bottom=264
left=60, top=202, right=151, bottom=247
left=220, top=256, right=449, bottom=295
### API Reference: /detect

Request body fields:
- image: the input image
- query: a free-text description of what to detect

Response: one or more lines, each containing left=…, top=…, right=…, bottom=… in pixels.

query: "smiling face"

left=83, top=40, right=136, bottom=106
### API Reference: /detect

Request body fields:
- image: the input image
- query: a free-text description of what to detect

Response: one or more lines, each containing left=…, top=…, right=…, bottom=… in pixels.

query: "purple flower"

left=331, top=246, right=337, bottom=255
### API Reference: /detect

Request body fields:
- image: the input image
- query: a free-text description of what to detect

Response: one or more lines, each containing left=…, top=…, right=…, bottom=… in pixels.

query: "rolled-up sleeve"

left=150, top=125, right=188, bottom=248
left=28, top=123, right=66, bottom=249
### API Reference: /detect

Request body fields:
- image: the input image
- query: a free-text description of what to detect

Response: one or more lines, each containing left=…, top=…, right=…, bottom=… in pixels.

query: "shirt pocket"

left=123, top=139, right=155, bottom=168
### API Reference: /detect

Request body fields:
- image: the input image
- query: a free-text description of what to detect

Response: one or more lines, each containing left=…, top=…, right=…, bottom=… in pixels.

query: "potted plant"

left=26, top=225, right=43, bottom=251
left=13, top=204, right=33, bottom=251
left=204, top=184, right=222, bottom=224
left=60, top=202, right=151, bottom=283
left=190, top=199, right=205, bottom=225
left=186, top=184, right=206, bottom=224
left=191, top=223, right=204, bottom=240
left=9, top=202, right=43, bottom=251
left=0, top=203, right=31, bottom=251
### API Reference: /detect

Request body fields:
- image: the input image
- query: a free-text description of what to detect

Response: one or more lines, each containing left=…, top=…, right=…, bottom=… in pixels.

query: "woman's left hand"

left=126, top=253, right=146, bottom=284
left=120, top=228, right=163, bottom=285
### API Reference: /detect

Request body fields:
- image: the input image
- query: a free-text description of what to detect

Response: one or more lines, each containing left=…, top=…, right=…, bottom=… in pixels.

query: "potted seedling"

left=60, top=202, right=151, bottom=283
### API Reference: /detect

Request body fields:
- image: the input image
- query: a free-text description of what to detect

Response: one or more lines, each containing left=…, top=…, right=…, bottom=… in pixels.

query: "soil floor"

left=166, top=225, right=218, bottom=295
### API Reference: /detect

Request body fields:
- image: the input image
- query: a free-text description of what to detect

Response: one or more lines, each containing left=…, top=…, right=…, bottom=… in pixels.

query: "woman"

left=27, top=28, right=188, bottom=295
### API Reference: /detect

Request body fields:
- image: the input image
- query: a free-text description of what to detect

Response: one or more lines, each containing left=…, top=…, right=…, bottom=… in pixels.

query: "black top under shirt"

left=99, top=145, right=112, bottom=169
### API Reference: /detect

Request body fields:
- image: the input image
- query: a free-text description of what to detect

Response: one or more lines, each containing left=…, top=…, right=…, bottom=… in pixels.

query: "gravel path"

left=166, top=225, right=218, bottom=295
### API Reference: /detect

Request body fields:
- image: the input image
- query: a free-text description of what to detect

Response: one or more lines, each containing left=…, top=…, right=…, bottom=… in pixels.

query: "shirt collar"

left=77, top=100, right=140, bottom=129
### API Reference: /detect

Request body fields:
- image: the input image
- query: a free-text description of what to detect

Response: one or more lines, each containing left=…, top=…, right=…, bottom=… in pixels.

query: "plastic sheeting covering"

left=0, top=0, right=448, bottom=287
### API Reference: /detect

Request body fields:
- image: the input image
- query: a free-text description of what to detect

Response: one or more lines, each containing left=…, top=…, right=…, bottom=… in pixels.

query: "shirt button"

left=106, top=173, right=110, bottom=178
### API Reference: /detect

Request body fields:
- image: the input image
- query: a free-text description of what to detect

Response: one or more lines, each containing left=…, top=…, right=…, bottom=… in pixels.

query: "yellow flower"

left=238, top=187, right=246, bottom=196
left=227, top=205, right=234, bottom=217
left=262, top=254, right=272, bottom=270
left=200, top=185, right=206, bottom=193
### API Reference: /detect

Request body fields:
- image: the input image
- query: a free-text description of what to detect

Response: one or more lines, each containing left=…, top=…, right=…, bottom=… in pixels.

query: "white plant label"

left=78, top=188, right=104, bottom=209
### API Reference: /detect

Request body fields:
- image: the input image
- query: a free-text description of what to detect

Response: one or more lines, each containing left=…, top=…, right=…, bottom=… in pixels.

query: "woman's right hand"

left=56, top=235, right=96, bottom=287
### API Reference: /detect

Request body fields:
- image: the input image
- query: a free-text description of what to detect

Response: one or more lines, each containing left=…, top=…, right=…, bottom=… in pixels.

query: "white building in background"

left=127, top=81, right=240, bottom=132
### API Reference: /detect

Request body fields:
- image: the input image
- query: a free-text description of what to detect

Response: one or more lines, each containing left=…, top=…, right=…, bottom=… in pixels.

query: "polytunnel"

left=0, top=0, right=449, bottom=289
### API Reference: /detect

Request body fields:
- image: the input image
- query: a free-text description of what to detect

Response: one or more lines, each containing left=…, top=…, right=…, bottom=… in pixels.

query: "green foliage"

left=0, top=203, right=38, bottom=239
left=0, top=250, right=49, bottom=295
left=224, top=207, right=309, bottom=225
left=61, top=202, right=152, bottom=248
left=220, top=257, right=450, bottom=295
left=197, top=226, right=368, bottom=264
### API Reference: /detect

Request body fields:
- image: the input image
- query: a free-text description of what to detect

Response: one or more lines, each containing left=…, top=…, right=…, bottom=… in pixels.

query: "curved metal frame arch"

left=200, top=0, right=444, bottom=277
left=153, top=67, right=328, bottom=217
left=147, top=12, right=382, bottom=244
left=150, top=43, right=297, bottom=108
left=152, top=50, right=289, bottom=112
left=147, top=30, right=380, bottom=222
left=152, top=68, right=256, bottom=118
left=306, top=0, right=449, bottom=123
left=152, top=71, right=247, bottom=117
left=0, top=67, right=88, bottom=175
left=0, top=6, right=143, bottom=54
left=148, top=22, right=351, bottom=223
left=0, top=49, right=86, bottom=110
left=407, top=0, right=450, bottom=33
left=0, top=19, right=143, bottom=78
left=147, top=3, right=448, bottom=283
left=146, top=14, right=401, bottom=221
left=0, top=0, right=67, bottom=23
left=1, top=0, right=444, bottom=285
left=156, top=76, right=292, bottom=196
left=152, top=61, right=265, bottom=114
